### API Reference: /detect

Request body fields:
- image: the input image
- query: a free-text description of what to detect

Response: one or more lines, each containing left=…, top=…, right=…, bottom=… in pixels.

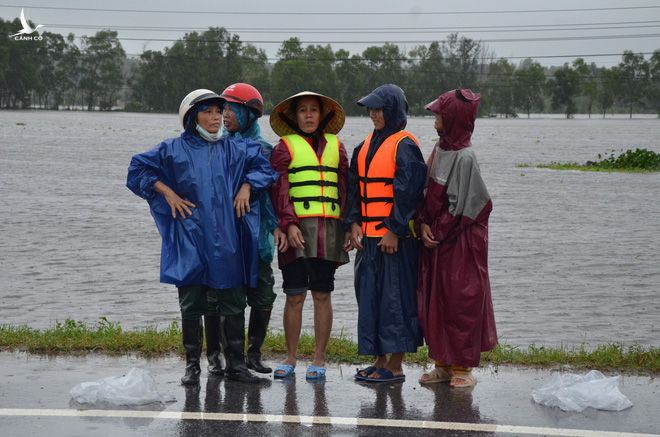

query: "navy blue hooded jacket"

left=345, top=84, right=427, bottom=236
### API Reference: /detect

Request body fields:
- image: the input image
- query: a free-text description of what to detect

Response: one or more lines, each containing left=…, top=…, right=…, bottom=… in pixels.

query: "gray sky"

left=2, top=0, right=659, bottom=66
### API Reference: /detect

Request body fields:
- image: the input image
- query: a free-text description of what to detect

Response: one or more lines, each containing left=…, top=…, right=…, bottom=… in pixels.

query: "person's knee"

left=311, top=291, right=331, bottom=305
left=285, top=293, right=306, bottom=311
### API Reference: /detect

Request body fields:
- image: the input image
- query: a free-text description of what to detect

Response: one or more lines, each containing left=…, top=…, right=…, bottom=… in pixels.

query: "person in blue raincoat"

left=344, top=84, right=427, bottom=383
left=126, top=89, right=277, bottom=385
left=219, top=82, right=288, bottom=375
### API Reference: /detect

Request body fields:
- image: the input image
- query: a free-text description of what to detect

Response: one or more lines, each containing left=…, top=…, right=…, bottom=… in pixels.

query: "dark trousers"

left=178, top=285, right=247, bottom=318
left=246, top=260, right=276, bottom=310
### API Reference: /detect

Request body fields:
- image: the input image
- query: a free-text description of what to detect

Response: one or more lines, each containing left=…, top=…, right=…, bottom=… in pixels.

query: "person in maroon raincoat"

left=417, top=89, right=498, bottom=388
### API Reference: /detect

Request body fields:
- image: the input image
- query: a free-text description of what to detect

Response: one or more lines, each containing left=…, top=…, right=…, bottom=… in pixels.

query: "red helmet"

left=220, top=83, right=264, bottom=117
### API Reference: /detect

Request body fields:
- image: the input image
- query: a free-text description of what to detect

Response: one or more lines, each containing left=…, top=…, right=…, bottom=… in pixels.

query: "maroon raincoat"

left=417, top=89, right=498, bottom=367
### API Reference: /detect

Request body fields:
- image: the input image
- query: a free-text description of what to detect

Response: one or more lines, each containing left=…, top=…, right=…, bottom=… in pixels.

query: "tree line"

left=1, top=18, right=658, bottom=118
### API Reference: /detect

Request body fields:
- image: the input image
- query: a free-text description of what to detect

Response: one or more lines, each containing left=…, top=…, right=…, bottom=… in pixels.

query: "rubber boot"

left=180, top=318, right=203, bottom=385
left=220, top=313, right=264, bottom=383
left=204, top=315, right=225, bottom=376
left=246, top=309, right=272, bottom=374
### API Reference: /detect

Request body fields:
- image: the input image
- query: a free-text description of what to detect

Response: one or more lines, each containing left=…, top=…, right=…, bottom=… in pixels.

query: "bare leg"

left=385, top=352, right=404, bottom=376
left=356, top=354, right=387, bottom=378
left=368, top=352, right=405, bottom=379
left=311, top=291, right=332, bottom=367
left=279, top=293, right=306, bottom=372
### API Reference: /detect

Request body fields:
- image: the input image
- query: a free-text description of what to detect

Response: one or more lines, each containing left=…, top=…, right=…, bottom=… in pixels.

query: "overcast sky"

left=2, top=0, right=659, bottom=66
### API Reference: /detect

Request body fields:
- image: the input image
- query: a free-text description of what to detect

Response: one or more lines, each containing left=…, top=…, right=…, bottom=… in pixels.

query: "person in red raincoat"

left=416, top=89, right=498, bottom=388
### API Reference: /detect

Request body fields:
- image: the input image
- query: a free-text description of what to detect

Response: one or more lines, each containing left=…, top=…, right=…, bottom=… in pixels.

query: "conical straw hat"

left=269, top=91, right=345, bottom=137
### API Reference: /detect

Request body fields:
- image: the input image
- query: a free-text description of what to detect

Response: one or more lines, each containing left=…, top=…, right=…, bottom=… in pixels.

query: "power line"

left=40, top=23, right=660, bottom=34
left=123, top=51, right=657, bottom=62
left=75, top=33, right=660, bottom=44
left=38, top=20, right=660, bottom=31
left=1, top=4, right=660, bottom=15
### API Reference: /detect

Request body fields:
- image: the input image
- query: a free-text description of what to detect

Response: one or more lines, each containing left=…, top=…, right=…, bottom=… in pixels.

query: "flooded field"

left=1, top=110, right=658, bottom=347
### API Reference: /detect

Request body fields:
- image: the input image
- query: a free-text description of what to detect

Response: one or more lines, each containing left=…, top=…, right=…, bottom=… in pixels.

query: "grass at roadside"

left=1, top=319, right=658, bottom=374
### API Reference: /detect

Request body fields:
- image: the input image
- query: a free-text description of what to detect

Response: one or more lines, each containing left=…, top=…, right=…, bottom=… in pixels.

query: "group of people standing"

left=127, top=82, right=498, bottom=390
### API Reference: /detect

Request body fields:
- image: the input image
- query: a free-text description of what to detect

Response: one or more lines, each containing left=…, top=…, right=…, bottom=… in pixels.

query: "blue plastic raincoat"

left=345, top=84, right=427, bottom=355
left=126, top=131, right=277, bottom=289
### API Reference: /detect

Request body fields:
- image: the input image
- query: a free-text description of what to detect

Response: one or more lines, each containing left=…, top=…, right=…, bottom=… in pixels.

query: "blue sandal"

left=354, top=365, right=378, bottom=381
left=305, top=364, right=327, bottom=380
left=364, top=368, right=405, bottom=383
left=273, top=364, right=295, bottom=379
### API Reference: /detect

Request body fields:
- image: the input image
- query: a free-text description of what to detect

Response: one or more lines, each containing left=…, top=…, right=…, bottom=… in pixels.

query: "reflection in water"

left=177, top=385, right=201, bottom=437
left=221, top=378, right=268, bottom=414
left=278, top=378, right=333, bottom=437
left=356, top=382, right=428, bottom=437
left=423, top=384, right=498, bottom=436
left=356, top=383, right=405, bottom=437
left=203, top=376, right=222, bottom=412
left=357, top=382, right=407, bottom=421
left=177, top=377, right=271, bottom=436
left=421, top=384, right=482, bottom=424
left=281, top=378, right=300, bottom=436
left=183, top=384, right=201, bottom=412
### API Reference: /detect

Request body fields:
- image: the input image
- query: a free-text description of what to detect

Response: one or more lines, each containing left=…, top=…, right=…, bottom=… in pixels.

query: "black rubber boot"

left=246, top=309, right=272, bottom=374
left=220, top=313, right=265, bottom=383
left=204, top=315, right=225, bottom=376
left=181, top=318, right=203, bottom=385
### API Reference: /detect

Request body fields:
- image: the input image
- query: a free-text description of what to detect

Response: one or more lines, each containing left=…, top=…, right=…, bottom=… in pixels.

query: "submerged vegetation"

left=520, top=148, right=660, bottom=172
left=1, top=319, right=658, bottom=374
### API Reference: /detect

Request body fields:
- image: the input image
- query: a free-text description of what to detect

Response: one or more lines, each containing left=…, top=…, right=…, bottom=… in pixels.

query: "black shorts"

left=281, top=258, right=338, bottom=295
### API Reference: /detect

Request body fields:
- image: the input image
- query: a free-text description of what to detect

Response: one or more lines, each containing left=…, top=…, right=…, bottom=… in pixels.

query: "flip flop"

left=273, top=364, right=295, bottom=379
left=305, top=364, right=327, bottom=380
left=418, top=366, right=452, bottom=384
left=354, top=365, right=378, bottom=381
left=364, top=368, right=405, bottom=383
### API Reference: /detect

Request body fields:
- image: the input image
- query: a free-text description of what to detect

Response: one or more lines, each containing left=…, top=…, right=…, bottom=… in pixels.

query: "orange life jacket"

left=357, top=130, right=420, bottom=237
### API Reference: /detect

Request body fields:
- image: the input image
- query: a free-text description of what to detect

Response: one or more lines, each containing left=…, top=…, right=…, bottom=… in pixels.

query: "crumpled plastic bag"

left=532, top=370, right=633, bottom=412
left=70, top=368, right=176, bottom=406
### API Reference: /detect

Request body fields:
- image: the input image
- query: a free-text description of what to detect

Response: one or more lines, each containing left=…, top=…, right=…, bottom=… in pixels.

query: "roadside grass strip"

left=1, top=319, right=658, bottom=373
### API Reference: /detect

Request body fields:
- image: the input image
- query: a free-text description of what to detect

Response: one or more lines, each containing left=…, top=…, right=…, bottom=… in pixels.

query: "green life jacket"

left=282, top=133, right=341, bottom=219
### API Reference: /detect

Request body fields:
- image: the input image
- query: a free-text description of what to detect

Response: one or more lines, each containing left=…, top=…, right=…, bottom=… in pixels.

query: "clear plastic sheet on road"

left=70, top=367, right=176, bottom=406
left=532, top=370, right=633, bottom=412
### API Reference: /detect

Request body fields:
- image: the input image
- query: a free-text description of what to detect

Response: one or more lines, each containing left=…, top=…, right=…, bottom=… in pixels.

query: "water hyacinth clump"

left=590, top=148, right=660, bottom=171
left=522, top=148, right=660, bottom=172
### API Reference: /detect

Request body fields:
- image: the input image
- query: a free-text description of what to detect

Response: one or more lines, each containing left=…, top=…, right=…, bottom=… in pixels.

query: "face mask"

left=196, top=124, right=220, bottom=142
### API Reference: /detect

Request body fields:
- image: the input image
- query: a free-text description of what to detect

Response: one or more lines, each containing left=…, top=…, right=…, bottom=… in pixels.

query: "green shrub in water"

left=522, top=148, right=660, bottom=172
left=591, top=148, right=660, bottom=170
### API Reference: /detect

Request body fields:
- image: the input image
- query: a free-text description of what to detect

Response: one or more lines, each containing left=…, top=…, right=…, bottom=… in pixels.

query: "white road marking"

left=0, top=408, right=657, bottom=437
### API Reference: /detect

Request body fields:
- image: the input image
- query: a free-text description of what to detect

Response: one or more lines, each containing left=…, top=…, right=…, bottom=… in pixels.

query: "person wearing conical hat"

left=269, top=91, right=349, bottom=380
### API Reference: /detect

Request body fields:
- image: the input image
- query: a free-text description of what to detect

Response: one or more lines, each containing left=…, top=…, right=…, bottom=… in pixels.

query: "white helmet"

left=178, top=89, right=224, bottom=129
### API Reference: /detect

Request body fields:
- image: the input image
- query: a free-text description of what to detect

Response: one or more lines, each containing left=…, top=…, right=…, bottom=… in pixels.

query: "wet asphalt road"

left=0, top=352, right=658, bottom=436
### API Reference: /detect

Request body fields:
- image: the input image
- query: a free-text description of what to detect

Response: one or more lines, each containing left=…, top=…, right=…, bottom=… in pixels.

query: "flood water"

left=1, top=110, right=658, bottom=348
